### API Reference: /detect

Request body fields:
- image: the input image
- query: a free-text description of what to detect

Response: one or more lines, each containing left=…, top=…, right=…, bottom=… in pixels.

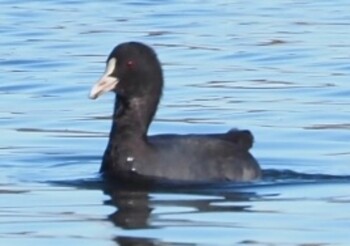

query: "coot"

left=90, top=42, right=261, bottom=183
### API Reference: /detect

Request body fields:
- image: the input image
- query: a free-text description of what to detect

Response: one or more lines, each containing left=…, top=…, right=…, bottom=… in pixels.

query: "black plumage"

left=90, top=42, right=261, bottom=183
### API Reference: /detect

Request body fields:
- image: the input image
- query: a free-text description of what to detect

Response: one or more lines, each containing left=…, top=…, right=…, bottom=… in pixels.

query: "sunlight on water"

left=0, top=0, right=349, bottom=245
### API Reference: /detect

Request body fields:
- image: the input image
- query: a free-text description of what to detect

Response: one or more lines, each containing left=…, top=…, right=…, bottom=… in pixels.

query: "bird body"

left=90, top=42, right=261, bottom=183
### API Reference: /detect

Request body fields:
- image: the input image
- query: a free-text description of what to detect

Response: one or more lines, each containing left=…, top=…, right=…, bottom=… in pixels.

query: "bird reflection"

left=114, top=236, right=196, bottom=246
left=104, top=187, right=152, bottom=229
left=101, top=181, right=259, bottom=246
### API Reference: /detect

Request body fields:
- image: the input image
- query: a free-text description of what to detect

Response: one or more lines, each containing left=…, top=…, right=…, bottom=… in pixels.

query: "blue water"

left=1, top=0, right=350, bottom=245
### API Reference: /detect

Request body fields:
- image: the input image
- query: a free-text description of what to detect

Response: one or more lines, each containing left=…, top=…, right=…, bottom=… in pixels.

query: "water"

left=1, top=0, right=350, bottom=245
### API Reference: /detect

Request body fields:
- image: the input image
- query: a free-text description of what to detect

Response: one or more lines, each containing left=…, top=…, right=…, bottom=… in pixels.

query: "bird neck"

left=110, top=95, right=159, bottom=142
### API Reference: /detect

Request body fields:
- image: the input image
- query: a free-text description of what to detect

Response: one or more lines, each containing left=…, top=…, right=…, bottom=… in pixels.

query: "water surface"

left=0, top=0, right=350, bottom=245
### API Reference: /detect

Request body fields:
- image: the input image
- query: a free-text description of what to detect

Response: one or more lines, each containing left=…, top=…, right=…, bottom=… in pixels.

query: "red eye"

left=127, top=60, right=134, bottom=69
